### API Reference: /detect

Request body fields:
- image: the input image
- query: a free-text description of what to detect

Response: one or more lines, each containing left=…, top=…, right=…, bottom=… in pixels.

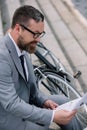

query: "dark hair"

left=11, top=5, right=44, bottom=28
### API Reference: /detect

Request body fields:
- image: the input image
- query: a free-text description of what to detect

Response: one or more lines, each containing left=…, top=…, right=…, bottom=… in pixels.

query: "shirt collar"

left=8, top=33, right=25, bottom=57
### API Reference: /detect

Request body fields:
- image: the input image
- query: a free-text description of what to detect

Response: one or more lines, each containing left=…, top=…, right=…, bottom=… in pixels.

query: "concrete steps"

left=0, top=0, right=87, bottom=94
left=0, top=0, right=87, bottom=129
left=23, top=0, right=84, bottom=94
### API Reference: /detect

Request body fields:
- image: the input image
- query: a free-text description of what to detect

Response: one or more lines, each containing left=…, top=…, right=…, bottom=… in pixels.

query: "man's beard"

left=17, top=36, right=37, bottom=53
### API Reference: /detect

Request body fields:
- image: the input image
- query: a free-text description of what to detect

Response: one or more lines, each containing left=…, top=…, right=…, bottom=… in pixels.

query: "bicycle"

left=34, top=42, right=82, bottom=98
left=33, top=42, right=87, bottom=129
left=35, top=42, right=81, bottom=78
left=34, top=65, right=81, bottom=99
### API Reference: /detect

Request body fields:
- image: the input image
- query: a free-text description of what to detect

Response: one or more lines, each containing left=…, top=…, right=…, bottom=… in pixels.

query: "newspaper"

left=57, top=92, right=87, bottom=111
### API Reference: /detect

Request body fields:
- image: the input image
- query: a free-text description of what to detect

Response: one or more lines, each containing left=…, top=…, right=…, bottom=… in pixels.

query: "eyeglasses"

left=20, top=24, right=46, bottom=39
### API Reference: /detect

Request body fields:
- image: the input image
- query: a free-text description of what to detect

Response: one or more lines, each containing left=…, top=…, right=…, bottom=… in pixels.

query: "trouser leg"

left=48, top=95, right=83, bottom=130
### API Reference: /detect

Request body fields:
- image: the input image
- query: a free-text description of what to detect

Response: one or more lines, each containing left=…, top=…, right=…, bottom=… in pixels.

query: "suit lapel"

left=25, top=54, right=38, bottom=96
left=24, top=53, right=36, bottom=84
left=24, top=54, right=32, bottom=82
left=4, top=34, right=25, bottom=80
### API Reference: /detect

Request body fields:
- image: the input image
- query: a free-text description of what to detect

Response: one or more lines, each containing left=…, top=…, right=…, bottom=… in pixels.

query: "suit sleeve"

left=0, top=54, right=53, bottom=126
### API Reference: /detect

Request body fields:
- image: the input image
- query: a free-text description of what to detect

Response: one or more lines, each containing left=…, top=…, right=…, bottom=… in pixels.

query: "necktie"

left=20, top=55, right=27, bottom=81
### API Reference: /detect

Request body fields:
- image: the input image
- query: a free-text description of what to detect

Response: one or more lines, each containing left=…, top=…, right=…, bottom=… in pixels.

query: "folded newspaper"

left=57, top=92, right=87, bottom=111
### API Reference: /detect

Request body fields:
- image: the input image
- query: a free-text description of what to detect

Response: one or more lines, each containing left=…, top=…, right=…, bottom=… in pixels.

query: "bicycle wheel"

left=35, top=69, right=81, bottom=99
left=35, top=69, right=87, bottom=129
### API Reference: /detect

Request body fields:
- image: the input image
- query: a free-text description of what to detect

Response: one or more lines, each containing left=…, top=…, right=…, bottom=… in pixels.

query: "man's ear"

left=15, top=24, right=21, bottom=34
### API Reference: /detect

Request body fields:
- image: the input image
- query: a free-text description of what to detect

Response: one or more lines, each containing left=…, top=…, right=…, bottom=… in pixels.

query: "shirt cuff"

left=51, top=110, right=56, bottom=123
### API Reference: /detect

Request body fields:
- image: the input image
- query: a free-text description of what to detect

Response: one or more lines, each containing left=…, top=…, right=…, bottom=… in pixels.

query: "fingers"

left=43, top=100, right=58, bottom=109
left=50, top=102, right=58, bottom=109
left=64, top=111, right=76, bottom=123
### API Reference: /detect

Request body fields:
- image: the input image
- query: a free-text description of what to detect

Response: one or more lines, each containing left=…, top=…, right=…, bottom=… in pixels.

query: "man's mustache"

left=30, top=41, right=38, bottom=44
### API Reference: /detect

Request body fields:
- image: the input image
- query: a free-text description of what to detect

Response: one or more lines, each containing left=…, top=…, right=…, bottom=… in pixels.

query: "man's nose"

left=35, top=37, right=40, bottom=42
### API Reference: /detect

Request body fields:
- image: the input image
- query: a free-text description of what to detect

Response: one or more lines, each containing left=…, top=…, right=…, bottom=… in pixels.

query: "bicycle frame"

left=34, top=42, right=79, bottom=88
left=35, top=42, right=81, bottom=78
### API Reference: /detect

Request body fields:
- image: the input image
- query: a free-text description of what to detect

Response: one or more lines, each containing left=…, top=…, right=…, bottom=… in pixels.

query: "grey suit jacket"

left=0, top=34, right=53, bottom=130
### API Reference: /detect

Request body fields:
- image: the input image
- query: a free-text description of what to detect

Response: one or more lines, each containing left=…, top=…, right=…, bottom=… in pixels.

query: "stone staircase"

left=0, top=0, right=87, bottom=95
left=0, top=0, right=87, bottom=129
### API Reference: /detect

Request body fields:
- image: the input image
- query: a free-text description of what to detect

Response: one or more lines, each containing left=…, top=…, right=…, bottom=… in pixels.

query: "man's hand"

left=43, top=100, right=58, bottom=110
left=53, top=109, right=77, bottom=125
left=43, top=100, right=77, bottom=125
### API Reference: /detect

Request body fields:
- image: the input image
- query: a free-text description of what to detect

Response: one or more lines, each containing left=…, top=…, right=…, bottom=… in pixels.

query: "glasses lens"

left=34, top=31, right=45, bottom=39
left=40, top=32, right=45, bottom=38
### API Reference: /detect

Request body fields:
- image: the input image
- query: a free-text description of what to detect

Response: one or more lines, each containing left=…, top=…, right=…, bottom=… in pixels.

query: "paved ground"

left=0, top=0, right=87, bottom=129
left=72, top=0, right=87, bottom=19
